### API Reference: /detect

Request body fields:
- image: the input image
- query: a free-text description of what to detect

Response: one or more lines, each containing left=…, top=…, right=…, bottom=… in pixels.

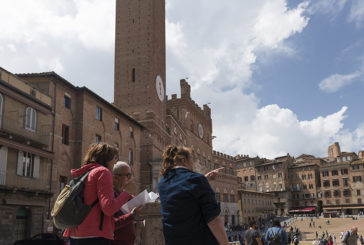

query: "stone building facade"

left=211, top=151, right=239, bottom=226
left=14, top=72, right=144, bottom=239
left=237, top=190, right=274, bottom=224
left=318, top=142, right=364, bottom=215
left=0, top=67, right=54, bottom=245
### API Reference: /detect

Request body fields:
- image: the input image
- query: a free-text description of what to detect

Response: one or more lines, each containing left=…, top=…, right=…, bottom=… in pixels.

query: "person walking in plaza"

left=359, top=235, right=364, bottom=245
left=158, top=145, right=229, bottom=245
left=265, top=220, right=288, bottom=245
left=341, top=226, right=359, bottom=245
left=244, top=220, right=262, bottom=245
left=112, top=161, right=144, bottom=245
left=63, top=143, right=132, bottom=245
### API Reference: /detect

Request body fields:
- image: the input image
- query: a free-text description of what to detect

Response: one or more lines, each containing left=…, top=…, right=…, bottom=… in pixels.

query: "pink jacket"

left=63, top=163, right=131, bottom=240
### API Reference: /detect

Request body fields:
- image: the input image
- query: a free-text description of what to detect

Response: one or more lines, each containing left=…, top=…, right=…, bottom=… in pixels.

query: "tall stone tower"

left=114, top=0, right=168, bottom=191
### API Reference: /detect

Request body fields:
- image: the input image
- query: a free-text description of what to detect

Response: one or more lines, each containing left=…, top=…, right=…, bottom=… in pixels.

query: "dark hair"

left=272, top=219, right=281, bottom=227
left=249, top=220, right=257, bottom=228
left=83, top=142, right=118, bottom=166
left=161, top=145, right=192, bottom=176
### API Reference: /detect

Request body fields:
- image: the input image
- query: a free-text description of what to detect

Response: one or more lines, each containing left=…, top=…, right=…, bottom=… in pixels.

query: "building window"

left=345, top=199, right=350, bottom=204
left=333, top=190, right=341, bottom=197
left=64, top=95, right=71, bottom=109
left=249, top=161, right=253, bottom=166
left=96, top=106, right=102, bottom=121
left=343, top=178, right=349, bottom=186
left=229, top=168, right=234, bottom=175
left=296, top=184, right=300, bottom=191
left=279, top=184, right=283, bottom=190
left=296, top=174, right=300, bottom=180
left=244, top=176, right=248, bottom=181
left=96, top=134, right=102, bottom=143
left=230, top=195, right=235, bottom=203
left=214, top=164, right=219, bottom=169
left=258, top=186, right=263, bottom=192
left=302, top=174, right=306, bottom=180
left=62, top=124, right=69, bottom=145
left=278, top=172, right=283, bottom=178
left=17, top=151, right=39, bottom=178
left=129, top=126, right=134, bottom=138
left=343, top=189, right=351, bottom=197
left=223, top=194, right=229, bottom=202
left=250, top=175, right=255, bottom=181
left=264, top=175, right=268, bottom=180
left=303, top=184, right=307, bottom=190
left=358, top=198, right=362, bottom=204
left=324, top=191, right=331, bottom=198
left=128, top=149, right=133, bottom=165
left=243, top=162, right=247, bottom=168
left=114, top=118, right=120, bottom=131
left=322, top=171, right=329, bottom=177
left=323, top=180, right=330, bottom=187
left=357, top=190, right=361, bottom=196
left=332, top=179, right=340, bottom=186
left=332, top=170, right=338, bottom=176
left=25, top=107, right=37, bottom=132
left=352, top=165, right=360, bottom=170
left=132, top=68, right=135, bottom=82
left=308, top=174, right=313, bottom=179
left=257, top=175, right=261, bottom=180
left=341, top=168, right=348, bottom=175
left=215, top=193, right=220, bottom=202
left=309, top=184, right=314, bottom=189
left=353, top=176, right=362, bottom=182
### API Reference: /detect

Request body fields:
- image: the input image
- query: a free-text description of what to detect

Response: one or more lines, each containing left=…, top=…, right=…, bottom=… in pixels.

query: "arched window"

left=0, top=93, right=3, bottom=128
left=25, top=107, right=37, bottom=132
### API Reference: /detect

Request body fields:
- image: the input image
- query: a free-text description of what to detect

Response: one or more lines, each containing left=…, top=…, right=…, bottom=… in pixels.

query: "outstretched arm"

left=208, top=215, right=229, bottom=245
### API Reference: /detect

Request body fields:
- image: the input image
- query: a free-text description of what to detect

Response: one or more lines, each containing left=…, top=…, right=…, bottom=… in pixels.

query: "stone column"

left=139, top=202, right=164, bottom=245
left=149, top=161, right=162, bottom=192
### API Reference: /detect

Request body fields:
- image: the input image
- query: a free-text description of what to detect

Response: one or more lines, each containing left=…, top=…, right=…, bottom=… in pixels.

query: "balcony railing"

left=0, top=116, right=50, bottom=147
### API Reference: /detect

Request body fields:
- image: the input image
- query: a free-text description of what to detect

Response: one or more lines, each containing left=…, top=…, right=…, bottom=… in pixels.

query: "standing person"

left=341, top=226, right=359, bottom=245
left=328, top=236, right=333, bottom=245
left=63, top=143, right=132, bottom=245
left=112, top=161, right=144, bottom=245
left=293, top=235, right=299, bottom=245
left=158, top=145, right=229, bottom=245
left=265, top=220, right=288, bottom=245
left=244, top=221, right=263, bottom=245
left=359, top=235, right=364, bottom=245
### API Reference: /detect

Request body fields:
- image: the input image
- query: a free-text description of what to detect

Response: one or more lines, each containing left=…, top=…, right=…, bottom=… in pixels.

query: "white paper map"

left=121, top=189, right=159, bottom=214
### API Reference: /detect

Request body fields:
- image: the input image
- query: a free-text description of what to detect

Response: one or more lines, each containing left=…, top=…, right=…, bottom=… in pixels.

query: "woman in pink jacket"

left=63, top=143, right=132, bottom=245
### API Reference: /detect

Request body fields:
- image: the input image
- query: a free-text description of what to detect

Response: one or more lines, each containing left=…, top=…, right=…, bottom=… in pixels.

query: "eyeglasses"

left=114, top=173, right=132, bottom=179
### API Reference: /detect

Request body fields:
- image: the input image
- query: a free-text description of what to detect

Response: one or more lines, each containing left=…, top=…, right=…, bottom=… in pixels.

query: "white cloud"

left=319, top=72, right=360, bottom=93
left=348, top=0, right=364, bottom=28
left=1, top=0, right=363, bottom=159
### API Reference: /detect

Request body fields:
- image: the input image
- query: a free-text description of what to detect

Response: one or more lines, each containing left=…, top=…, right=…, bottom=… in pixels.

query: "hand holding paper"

left=121, top=189, right=159, bottom=214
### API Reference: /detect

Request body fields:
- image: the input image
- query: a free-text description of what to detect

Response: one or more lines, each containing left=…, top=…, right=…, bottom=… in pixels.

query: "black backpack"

left=269, top=229, right=281, bottom=245
left=51, top=169, right=102, bottom=229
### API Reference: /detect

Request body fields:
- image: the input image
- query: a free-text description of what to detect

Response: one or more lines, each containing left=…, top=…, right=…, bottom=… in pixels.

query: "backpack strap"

left=84, top=166, right=104, bottom=231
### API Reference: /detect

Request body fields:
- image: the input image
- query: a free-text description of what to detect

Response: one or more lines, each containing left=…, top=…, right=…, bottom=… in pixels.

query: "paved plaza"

left=287, top=217, right=364, bottom=245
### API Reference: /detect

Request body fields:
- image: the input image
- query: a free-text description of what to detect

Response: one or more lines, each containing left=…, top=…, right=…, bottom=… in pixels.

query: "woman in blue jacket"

left=158, top=145, right=229, bottom=245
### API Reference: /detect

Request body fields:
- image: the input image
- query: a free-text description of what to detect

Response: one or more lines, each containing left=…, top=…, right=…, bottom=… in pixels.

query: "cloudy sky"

left=1, top=0, right=364, bottom=158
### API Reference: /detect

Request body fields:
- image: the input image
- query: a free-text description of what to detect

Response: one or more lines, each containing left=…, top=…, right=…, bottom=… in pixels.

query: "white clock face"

left=155, top=75, right=164, bottom=101
left=198, top=123, right=204, bottom=138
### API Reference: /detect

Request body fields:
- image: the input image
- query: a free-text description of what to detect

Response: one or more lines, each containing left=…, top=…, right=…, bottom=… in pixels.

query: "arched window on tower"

left=132, top=68, right=135, bottom=82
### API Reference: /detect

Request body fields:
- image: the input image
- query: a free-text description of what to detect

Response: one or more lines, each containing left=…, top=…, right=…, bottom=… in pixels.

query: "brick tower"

left=114, top=0, right=168, bottom=191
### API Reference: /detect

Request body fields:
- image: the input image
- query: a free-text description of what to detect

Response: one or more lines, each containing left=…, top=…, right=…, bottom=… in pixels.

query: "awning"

left=289, top=207, right=315, bottom=212
left=301, top=207, right=316, bottom=212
